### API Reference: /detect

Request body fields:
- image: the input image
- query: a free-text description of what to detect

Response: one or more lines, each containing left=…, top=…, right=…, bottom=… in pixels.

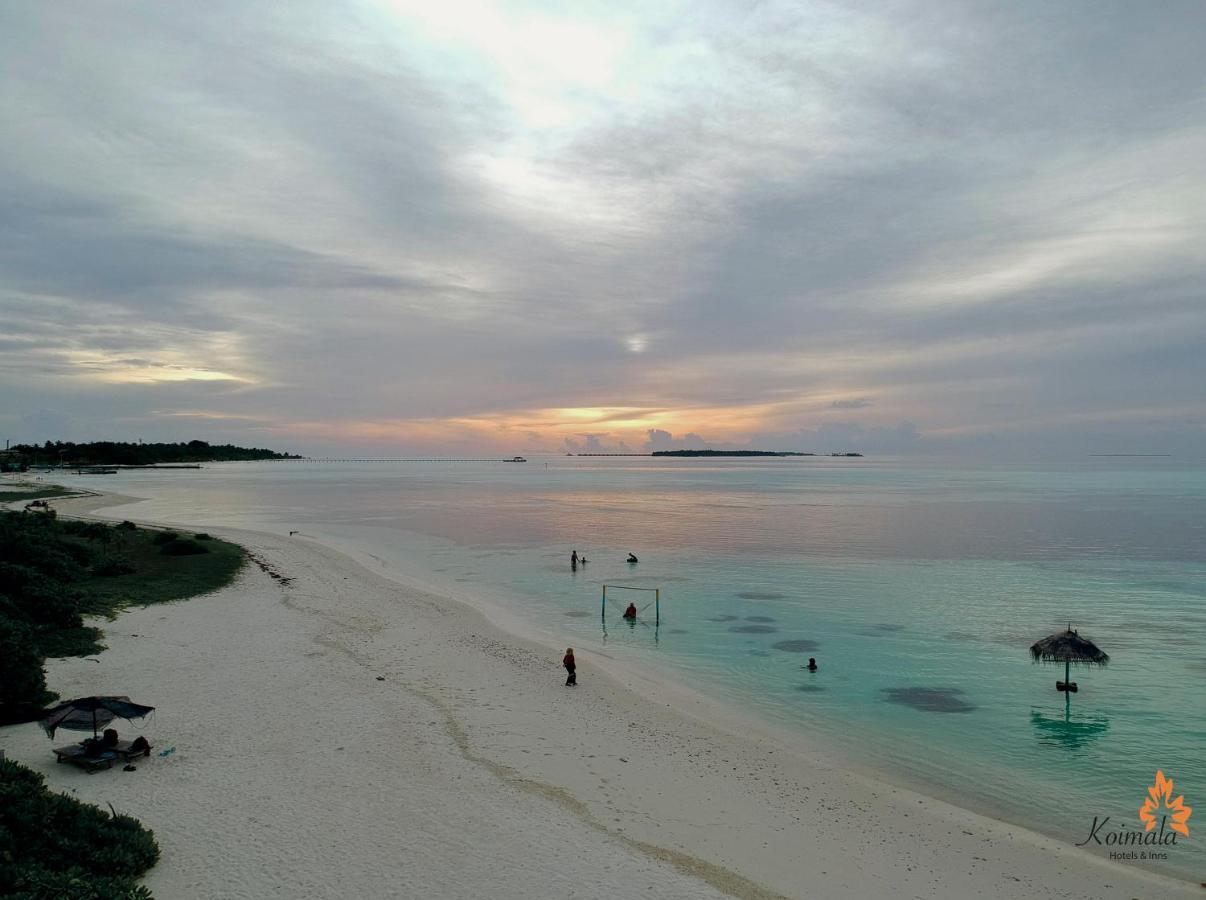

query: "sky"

left=2, top=1, right=1204, bottom=457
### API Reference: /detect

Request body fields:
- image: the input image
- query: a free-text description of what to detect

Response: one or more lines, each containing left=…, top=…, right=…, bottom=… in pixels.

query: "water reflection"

left=1030, top=707, right=1110, bottom=750
left=600, top=617, right=659, bottom=645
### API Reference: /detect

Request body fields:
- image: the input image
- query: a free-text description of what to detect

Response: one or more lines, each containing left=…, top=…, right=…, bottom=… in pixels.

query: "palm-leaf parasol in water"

left=1030, top=627, right=1108, bottom=697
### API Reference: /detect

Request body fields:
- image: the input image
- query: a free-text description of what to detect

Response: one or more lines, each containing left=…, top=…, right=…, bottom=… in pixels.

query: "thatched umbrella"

left=1030, top=626, right=1108, bottom=695
left=41, top=696, right=155, bottom=740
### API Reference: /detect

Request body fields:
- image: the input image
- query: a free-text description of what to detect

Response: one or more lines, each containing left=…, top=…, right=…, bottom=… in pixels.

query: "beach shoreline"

left=0, top=486, right=1197, bottom=898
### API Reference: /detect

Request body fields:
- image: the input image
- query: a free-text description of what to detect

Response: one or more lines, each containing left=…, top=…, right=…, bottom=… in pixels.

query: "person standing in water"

left=563, top=648, right=577, bottom=686
left=623, top=602, right=637, bottom=620
left=571, top=550, right=579, bottom=568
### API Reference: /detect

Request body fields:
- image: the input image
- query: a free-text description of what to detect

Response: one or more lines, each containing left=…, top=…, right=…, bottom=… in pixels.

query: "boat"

left=505, top=456, right=527, bottom=463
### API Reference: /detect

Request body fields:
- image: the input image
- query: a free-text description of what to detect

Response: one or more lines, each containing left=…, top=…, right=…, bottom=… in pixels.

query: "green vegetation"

left=0, top=758, right=159, bottom=899
left=0, top=511, right=244, bottom=722
left=8, top=439, right=302, bottom=468
left=0, top=513, right=234, bottom=899
left=0, top=485, right=73, bottom=504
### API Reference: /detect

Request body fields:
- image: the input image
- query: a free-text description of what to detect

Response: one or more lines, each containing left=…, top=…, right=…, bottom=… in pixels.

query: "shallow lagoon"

left=55, top=456, right=1206, bottom=878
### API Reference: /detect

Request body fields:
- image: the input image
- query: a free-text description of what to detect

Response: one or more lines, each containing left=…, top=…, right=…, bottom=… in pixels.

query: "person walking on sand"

left=563, top=647, right=577, bottom=686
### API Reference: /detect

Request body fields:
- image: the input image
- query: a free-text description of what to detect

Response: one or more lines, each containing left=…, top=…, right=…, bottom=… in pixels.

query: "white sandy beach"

left=1, top=491, right=1197, bottom=899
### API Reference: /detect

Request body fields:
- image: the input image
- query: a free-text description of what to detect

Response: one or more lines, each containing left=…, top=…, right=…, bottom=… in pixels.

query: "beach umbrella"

left=40, top=696, right=155, bottom=740
left=1029, top=627, right=1108, bottom=697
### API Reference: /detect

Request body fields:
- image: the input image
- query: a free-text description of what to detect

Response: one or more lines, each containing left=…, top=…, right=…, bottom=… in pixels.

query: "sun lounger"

left=52, top=737, right=151, bottom=770
left=113, top=738, right=153, bottom=760
left=52, top=744, right=119, bottom=772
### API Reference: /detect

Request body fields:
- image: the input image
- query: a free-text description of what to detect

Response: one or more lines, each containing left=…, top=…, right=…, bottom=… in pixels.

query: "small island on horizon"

left=2, top=440, right=301, bottom=471
left=652, top=450, right=862, bottom=457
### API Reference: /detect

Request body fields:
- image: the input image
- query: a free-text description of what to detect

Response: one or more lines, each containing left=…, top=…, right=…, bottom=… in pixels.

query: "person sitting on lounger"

left=623, top=602, right=637, bottom=620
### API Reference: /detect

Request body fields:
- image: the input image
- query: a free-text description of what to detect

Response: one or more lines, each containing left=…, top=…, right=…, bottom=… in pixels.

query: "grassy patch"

left=0, top=484, right=73, bottom=504
left=0, top=511, right=247, bottom=713
left=81, top=528, right=245, bottom=614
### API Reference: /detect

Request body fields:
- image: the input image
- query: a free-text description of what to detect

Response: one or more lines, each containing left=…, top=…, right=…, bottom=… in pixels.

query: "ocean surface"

left=42, top=456, right=1206, bottom=878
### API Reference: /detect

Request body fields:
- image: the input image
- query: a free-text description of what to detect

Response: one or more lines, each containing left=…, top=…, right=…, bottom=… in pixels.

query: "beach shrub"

left=92, top=554, right=137, bottom=577
left=0, top=619, right=56, bottom=714
left=0, top=758, right=158, bottom=899
left=159, top=539, right=208, bottom=556
left=62, top=520, right=113, bottom=544
left=7, top=579, right=84, bottom=631
left=117, top=521, right=137, bottom=531
left=193, top=533, right=211, bottom=541
left=0, top=510, right=243, bottom=721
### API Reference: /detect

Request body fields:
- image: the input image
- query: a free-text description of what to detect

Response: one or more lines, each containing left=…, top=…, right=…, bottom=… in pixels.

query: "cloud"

left=0, top=2, right=1203, bottom=455
left=730, top=421, right=922, bottom=454
left=644, top=429, right=710, bottom=451
left=563, top=433, right=634, bottom=454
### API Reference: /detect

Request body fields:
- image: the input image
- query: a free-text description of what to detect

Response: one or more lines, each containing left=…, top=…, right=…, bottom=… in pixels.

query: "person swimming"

left=806, top=657, right=818, bottom=671
left=626, top=553, right=638, bottom=563
left=623, top=602, right=637, bottom=620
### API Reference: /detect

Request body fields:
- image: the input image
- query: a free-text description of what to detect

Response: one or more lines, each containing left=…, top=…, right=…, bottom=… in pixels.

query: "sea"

left=41, top=456, right=1206, bottom=879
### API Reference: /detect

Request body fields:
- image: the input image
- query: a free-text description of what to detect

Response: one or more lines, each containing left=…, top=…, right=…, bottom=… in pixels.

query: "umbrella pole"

left=92, top=707, right=98, bottom=739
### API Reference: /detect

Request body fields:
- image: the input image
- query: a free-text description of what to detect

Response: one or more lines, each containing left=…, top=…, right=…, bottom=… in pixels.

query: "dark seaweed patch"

left=882, top=687, right=975, bottom=714
left=795, top=684, right=826, bottom=693
left=943, top=631, right=980, bottom=643
left=563, top=610, right=593, bottom=618
left=744, top=615, right=777, bottom=623
left=736, top=591, right=787, bottom=601
left=667, top=628, right=689, bottom=634
left=771, top=639, right=819, bottom=653
left=710, top=614, right=740, bottom=622
left=857, top=623, right=905, bottom=636
left=728, top=624, right=778, bottom=634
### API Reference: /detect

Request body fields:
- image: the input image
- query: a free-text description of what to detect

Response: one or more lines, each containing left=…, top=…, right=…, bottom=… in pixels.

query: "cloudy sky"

left=2, top=1, right=1204, bottom=456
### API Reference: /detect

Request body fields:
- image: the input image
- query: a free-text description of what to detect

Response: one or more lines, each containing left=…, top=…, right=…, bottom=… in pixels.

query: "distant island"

left=651, top=450, right=863, bottom=457
left=2, top=440, right=302, bottom=470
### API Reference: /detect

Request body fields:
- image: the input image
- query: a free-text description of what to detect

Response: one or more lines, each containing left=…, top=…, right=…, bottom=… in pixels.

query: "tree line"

left=6, top=439, right=301, bottom=467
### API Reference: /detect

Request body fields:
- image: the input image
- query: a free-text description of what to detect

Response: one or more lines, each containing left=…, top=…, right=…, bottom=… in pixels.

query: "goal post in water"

left=601, top=584, right=660, bottom=626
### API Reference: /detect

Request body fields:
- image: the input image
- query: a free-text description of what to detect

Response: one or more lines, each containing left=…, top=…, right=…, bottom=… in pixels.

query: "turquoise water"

left=47, top=457, right=1205, bottom=878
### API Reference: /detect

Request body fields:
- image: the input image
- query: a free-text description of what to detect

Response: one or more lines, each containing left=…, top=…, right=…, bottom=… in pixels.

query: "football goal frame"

left=601, top=584, right=660, bottom=626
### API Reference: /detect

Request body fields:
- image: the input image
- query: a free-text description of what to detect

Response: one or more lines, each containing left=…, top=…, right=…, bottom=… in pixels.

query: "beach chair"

left=113, top=737, right=153, bottom=760
left=52, top=743, right=119, bottom=772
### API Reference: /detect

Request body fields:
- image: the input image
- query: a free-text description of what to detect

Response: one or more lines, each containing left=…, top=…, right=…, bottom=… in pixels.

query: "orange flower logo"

left=1139, top=770, right=1192, bottom=837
